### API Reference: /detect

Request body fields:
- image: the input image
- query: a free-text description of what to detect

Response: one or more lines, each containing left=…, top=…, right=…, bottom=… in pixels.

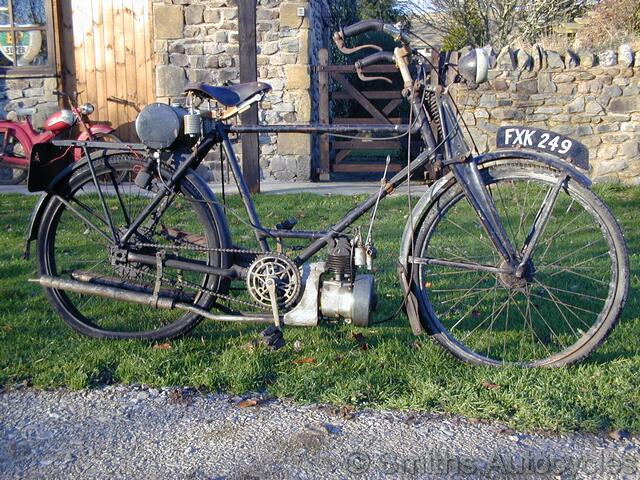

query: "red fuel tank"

left=43, top=109, right=75, bottom=133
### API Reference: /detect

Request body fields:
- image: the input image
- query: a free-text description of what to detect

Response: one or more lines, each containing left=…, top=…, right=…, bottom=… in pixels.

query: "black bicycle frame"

left=86, top=84, right=518, bottom=278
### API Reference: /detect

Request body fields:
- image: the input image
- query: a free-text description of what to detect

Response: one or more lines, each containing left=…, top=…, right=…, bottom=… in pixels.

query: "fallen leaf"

left=608, top=429, right=631, bottom=441
left=481, top=381, right=501, bottom=390
left=2, top=324, right=14, bottom=332
left=153, top=343, right=172, bottom=350
left=168, top=388, right=191, bottom=405
left=424, top=281, right=433, bottom=288
left=238, top=398, right=259, bottom=408
left=340, top=405, right=355, bottom=420
left=358, top=343, right=370, bottom=351
left=293, top=357, right=316, bottom=365
left=350, top=332, right=367, bottom=344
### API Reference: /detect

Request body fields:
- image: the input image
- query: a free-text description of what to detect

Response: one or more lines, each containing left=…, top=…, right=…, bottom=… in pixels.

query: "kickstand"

left=260, top=277, right=285, bottom=350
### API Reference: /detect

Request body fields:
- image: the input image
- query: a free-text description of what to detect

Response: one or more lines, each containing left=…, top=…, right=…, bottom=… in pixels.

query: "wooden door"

left=58, top=0, right=155, bottom=141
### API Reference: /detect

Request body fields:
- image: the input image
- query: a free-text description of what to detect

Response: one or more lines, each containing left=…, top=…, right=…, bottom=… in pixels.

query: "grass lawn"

left=0, top=187, right=638, bottom=433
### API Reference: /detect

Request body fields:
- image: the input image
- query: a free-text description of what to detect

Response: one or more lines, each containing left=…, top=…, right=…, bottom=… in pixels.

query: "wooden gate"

left=58, top=0, right=155, bottom=141
left=317, top=48, right=428, bottom=177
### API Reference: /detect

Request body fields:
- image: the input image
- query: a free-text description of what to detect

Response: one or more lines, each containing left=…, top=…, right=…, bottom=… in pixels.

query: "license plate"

left=496, top=126, right=589, bottom=169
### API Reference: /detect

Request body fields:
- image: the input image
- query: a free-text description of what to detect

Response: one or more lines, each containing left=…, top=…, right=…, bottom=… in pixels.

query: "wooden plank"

left=112, top=0, right=128, bottom=138
left=382, top=99, right=402, bottom=115
left=331, top=73, right=389, bottom=124
left=332, top=117, right=403, bottom=125
left=430, top=49, right=441, bottom=86
left=445, top=51, right=458, bottom=86
left=133, top=0, right=149, bottom=112
left=73, top=0, right=96, bottom=108
left=102, top=0, right=118, bottom=129
left=322, top=64, right=401, bottom=74
left=317, top=48, right=330, bottom=178
left=143, top=0, right=155, bottom=107
left=92, top=0, right=108, bottom=122
left=237, top=0, right=260, bottom=193
left=332, top=163, right=402, bottom=173
left=60, top=0, right=78, bottom=95
left=332, top=90, right=402, bottom=101
left=334, top=141, right=401, bottom=150
left=123, top=0, right=138, bottom=139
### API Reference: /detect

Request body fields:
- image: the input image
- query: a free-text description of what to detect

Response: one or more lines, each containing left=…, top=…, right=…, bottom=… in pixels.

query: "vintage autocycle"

left=0, top=91, right=121, bottom=185
left=24, top=20, right=629, bottom=367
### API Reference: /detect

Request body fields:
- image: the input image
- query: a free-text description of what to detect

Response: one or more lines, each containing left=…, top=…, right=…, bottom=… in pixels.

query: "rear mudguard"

left=23, top=153, right=232, bottom=262
left=397, top=148, right=592, bottom=335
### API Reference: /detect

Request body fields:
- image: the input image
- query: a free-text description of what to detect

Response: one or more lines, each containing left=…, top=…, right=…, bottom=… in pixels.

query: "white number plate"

left=496, top=126, right=588, bottom=169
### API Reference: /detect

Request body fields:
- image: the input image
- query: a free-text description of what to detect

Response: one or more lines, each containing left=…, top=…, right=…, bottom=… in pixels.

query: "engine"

left=135, top=103, right=214, bottom=150
left=319, top=237, right=377, bottom=326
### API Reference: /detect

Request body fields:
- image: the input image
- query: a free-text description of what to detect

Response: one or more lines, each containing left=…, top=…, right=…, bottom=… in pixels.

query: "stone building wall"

left=0, top=76, right=59, bottom=129
left=451, top=45, right=640, bottom=185
left=152, top=0, right=329, bottom=181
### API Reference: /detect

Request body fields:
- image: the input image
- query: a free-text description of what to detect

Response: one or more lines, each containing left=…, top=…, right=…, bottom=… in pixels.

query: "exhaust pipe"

left=31, top=275, right=273, bottom=324
left=33, top=275, right=176, bottom=309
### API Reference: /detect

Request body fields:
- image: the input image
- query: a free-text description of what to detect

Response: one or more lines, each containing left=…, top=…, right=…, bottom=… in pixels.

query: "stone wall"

left=451, top=45, right=640, bottom=185
left=152, top=0, right=330, bottom=181
left=0, top=76, right=59, bottom=129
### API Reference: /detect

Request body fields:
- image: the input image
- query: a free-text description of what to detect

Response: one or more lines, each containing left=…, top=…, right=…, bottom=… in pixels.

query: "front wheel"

left=410, top=159, right=629, bottom=367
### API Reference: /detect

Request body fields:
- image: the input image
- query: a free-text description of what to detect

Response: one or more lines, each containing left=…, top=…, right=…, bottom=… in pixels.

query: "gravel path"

left=1, top=386, right=638, bottom=479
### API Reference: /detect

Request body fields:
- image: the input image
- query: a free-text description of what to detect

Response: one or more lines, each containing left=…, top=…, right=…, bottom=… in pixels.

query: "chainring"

left=246, top=254, right=301, bottom=311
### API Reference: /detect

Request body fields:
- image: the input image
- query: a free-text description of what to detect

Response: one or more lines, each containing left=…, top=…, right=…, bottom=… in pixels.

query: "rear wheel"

left=410, top=160, right=629, bottom=367
left=37, top=154, right=230, bottom=340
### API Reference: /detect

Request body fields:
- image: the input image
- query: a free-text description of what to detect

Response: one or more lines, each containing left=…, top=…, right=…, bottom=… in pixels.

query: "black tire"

left=37, top=154, right=230, bottom=340
left=411, top=159, right=629, bottom=367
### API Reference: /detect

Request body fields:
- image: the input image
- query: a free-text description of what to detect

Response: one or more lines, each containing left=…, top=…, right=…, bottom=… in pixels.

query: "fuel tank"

left=43, top=109, right=75, bottom=133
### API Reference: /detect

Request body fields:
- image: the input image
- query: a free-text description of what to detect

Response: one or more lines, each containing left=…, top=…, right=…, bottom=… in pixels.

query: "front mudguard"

left=23, top=153, right=232, bottom=263
left=397, top=149, right=592, bottom=335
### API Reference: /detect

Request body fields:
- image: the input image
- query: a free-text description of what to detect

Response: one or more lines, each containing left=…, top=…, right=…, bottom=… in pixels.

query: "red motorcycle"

left=0, top=91, right=121, bottom=185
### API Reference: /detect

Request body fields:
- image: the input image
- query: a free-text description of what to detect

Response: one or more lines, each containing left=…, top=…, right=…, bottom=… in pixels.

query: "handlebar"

left=341, top=19, right=385, bottom=38
left=355, top=51, right=396, bottom=69
left=338, top=20, right=411, bottom=44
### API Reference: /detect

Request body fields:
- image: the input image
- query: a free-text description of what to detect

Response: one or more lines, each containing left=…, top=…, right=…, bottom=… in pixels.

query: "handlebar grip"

left=341, top=19, right=385, bottom=38
left=355, top=51, right=396, bottom=69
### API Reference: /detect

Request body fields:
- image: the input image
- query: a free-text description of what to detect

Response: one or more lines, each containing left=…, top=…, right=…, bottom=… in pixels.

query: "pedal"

left=275, top=218, right=298, bottom=230
left=261, top=325, right=285, bottom=350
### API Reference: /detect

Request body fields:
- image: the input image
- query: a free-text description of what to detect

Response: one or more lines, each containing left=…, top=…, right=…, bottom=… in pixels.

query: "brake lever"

left=355, top=66, right=393, bottom=85
left=333, top=31, right=382, bottom=55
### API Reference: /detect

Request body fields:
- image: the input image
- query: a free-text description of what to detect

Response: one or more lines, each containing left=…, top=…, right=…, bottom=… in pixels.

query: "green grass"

left=0, top=187, right=639, bottom=433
